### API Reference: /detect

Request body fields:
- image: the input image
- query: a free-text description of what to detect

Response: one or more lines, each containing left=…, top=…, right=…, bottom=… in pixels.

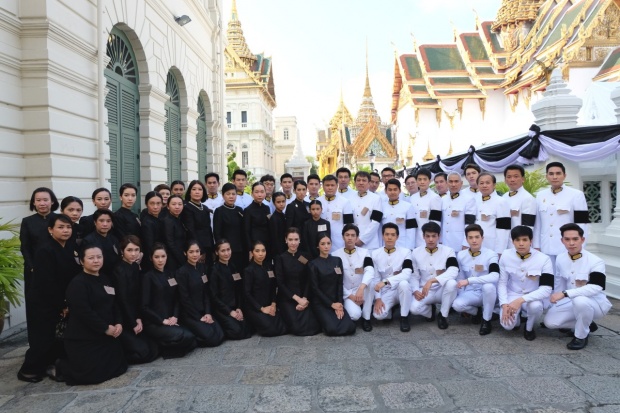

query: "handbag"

left=55, top=308, right=69, bottom=340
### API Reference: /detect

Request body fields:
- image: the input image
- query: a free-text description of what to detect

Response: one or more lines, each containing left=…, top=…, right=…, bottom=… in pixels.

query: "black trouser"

left=181, top=318, right=225, bottom=347
left=143, top=323, right=197, bottom=358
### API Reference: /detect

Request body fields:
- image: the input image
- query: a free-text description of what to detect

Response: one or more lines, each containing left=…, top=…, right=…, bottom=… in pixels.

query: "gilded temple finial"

left=423, top=141, right=434, bottom=162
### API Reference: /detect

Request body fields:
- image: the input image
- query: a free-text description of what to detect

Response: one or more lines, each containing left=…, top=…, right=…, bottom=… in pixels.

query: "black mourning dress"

left=176, top=262, right=225, bottom=347
left=302, top=218, right=331, bottom=259
left=268, top=210, right=287, bottom=259
left=285, top=199, right=311, bottom=231
left=19, top=212, right=57, bottom=292
left=58, top=272, right=127, bottom=385
left=210, top=261, right=253, bottom=340
left=243, top=261, right=287, bottom=337
left=274, top=251, right=321, bottom=336
left=70, top=221, right=86, bottom=247
left=113, top=261, right=159, bottom=364
left=243, top=201, right=271, bottom=252
left=142, top=268, right=197, bottom=358
left=309, top=255, right=356, bottom=336
left=113, top=207, right=141, bottom=240
left=213, top=204, right=247, bottom=271
left=19, top=238, right=81, bottom=377
left=80, top=213, right=95, bottom=238
left=181, top=202, right=215, bottom=269
left=140, top=213, right=165, bottom=272
left=162, top=213, right=187, bottom=271
left=83, top=231, right=120, bottom=280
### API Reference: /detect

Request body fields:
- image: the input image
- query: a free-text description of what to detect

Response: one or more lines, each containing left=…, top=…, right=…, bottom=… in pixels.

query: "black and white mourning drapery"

left=397, top=124, right=620, bottom=177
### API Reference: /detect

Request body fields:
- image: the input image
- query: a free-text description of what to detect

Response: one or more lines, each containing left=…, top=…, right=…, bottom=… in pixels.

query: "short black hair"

left=336, top=167, right=351, bottom=178
left=342, top=223, right=359, bottom=236
left=434, top=172, right=448, bottom=182
left=464, top=163, right=481, bottom=174
left=170, top=180, right=185, bottom=189
left=503, top=164, right=525, bottom=178
left=370, top=172, right=381, bottom=181
left=382, top=222, right=399, bottom=236
left=232, top=170, right=247, bottom=180
left=251, top=182, right=265, bottom=192
left=93, top=208, right=114, bottom=221
left=386, top=178, right=401, bottom=190
left=307, top=174, right=321, bottom=184
left=421, top=221, right=441, bottom=235
left=91, top=187, right=111, bottom=200
left=477, top=172, right=496, bottom=184
left=404, top=174, right=417, bottom=183
left=510, top=225, right=533, bottom=240
left=61, top=196, right=83, bottom=211
left=221, top=182, right=236, bottom=194
left=381, top=167, right=396, bottom=176
left=154, top=184, right=171, bottom=193
left=48, top=213, right=73, bottom=229
left=185, top=180, right=207, bottom=203
left=309, top=199, right=322, bottom=208
left=205, top=172, right=220, bottom=183
left=546, top=161, right=566, bottom=174
left=464, top=223, right=484, bottom=237
left=293, top=180, right=307, bottom=190
left=415, top=168, right=432, bottom=180
left=272, top=191, right=286, bottom=202
left=145, top=191, right=163, bottom=205
left=560, top=223, right=584, bottom=237
left=322, top=174, right=337, bottom=184
left=280, top=173, right=293, bottom=182
left=260, top=174, right=276, bottom=183
left=119, top=183, right=138, bottom=197
left=354, top=171, right=370, bottom=181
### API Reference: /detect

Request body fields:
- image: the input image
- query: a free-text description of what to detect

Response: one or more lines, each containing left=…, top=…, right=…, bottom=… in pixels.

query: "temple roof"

left=349, top=117, right=396, bottom=158
left=594, top=46, right=620, bottom=80
left=356, top=47, right=382, bottom=125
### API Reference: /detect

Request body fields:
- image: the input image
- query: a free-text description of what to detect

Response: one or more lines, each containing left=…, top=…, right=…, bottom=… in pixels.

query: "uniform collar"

left=425, top=247, right=438, bottom=255
left=344, top=248, right=356, bottom=255
left=569, top=252, right=582, bottom=261
left=339, top=188, right=348, bottom=193
left=470, top=187, right=478, bottom=193
left=482, top=195, right=491, bottom=201
left=208, top=193, right=218, bottom=199
left=469, top=249, right=481, bottom=257
left=358, top=191, right=368, bottom=197
left=236, top=190, right=244, bottom=196
left=508, top=190, right=518, bottom=197
left=265, top=196, right=271, bottom=202
left=325, top=195, right=335, bottom=201
left=516, top=251, right=532, bottom=260
left=451, top=192, right=460, bottom=200
left=308, top=195, right=318, bottom=201
left=419, top=191, right=427, bottom=197
left=285, top=193, right=292, bottom=199
left=552, top=186, right=563, bottom=194
left=388, top=200, right=399, bottom=205
left=384, top=247, right=396, bottom=254
left=440, top=193, right=447, bottom=197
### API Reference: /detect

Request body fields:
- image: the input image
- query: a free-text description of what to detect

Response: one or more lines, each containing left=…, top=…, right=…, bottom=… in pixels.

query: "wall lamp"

left=175, top=15, right=192, bottom=26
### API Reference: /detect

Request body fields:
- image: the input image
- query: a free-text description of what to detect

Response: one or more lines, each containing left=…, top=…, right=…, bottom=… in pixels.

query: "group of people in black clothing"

left=17, top=177, right=353, bottom=385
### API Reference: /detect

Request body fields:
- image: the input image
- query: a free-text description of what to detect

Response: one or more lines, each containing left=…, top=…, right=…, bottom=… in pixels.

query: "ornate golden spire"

left=363, top=41, right=372, bottom=99
left=227, top=0, right=255, bottom=66
left=356, top=41, right=381, bottom=126
left=447, top=140, right=453, bottom=156
left=492, top=1, right=545, bottom=40
left=423, top=141, right=434, bottom=162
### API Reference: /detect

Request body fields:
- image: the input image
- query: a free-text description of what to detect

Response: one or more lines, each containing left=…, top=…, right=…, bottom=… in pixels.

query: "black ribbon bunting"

left=519, top=124, right=542, bottom=160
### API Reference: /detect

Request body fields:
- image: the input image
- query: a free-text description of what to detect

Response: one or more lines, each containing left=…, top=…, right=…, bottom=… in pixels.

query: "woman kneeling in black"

left=57, top=245, right=127, bottom=385
left=176, top=241, right=224, bottom=347
left=243, top=241, right=287, bottom=337
left=142, top=243, right=197, bottom=358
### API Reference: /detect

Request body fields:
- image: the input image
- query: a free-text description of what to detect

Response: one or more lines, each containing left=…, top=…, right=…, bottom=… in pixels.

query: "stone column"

left=531, top=68, right=582, bottom=131
left=138, top=84, right=168, bottom=190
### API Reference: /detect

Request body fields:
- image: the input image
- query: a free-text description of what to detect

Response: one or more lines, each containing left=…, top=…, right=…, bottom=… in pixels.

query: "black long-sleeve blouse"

left=302, top=218, right=331, bottom=259
left=210, top=261, right=244, bottom=315
left=83, top=231, right=120, bottom=279
left=243, top=202, right=271, bottom=248
left=243, top=260, right=277, bottom=311
left=213, top=204, right=245, bottom=252
left=64, top=272, right=122, bottom=341
left=140, top=213, right=164, bottom=269
left=268, top=211, right=287, bottom=257
left=113, top=260, right=142, bottom=329
left=285, top=199, right=311, bottom=231
left=162, top=214, right=187, bottom=270
left=275, top=250, right=312, bottom=301
left=309, top=255, right=345, bottom=308
left=141, top=268, right=179, bottom=325
left=20, top=212, right=57, bottom=274
left=181, top=202, right=214, bottom=252
left=113, top=207, right=141, bottom=240
left=176, top=262, right=212, bottom=321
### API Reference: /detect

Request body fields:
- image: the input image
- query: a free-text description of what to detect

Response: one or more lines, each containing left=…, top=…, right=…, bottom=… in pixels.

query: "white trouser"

left=499, top=293, right=543, bottom=331
left=452, top=283, right=497, bottom=322
left=543, top=296, right=607, bottom=339
left=344, top=285, right=375, bottom=321
left=409, top=279, right=458, bottom=318
left=373, top=281, right=412, bottom=320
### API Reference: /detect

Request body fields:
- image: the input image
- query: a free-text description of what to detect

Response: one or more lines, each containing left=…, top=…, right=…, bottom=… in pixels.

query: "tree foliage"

left=226, top=152, right=256, bottom=193
left=495, top=167, right=550, bottom=196
left=0, top=220, right=24, bottom=314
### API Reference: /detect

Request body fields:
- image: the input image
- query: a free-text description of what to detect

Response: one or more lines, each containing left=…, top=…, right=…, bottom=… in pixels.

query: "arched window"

left=105, top=27, right=141, bottom=211
left=197, top=97, right=207, bottom=177
left=165, top=71, right=182, bottom=183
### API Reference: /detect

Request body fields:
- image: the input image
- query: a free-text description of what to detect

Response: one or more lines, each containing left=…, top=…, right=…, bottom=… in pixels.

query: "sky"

left=222, top=0, right=503, bottom=157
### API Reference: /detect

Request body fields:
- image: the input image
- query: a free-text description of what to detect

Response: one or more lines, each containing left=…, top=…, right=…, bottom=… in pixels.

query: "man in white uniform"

left=350, top=171, right=383, bottom=250
left=279, top=173, right=295, bottom=206
left=305, top=174, right=321, bottom=202
left=409, top=168, right=442, bottom=247
left=232, top=170, right=252, bottom=209
left=380, top=179, right=416, bottom=249
left=403, top=175, right=418, bottom=202
left=319, top=175, right=354, bottom=251
left=441, top=171, right=476, bottom=252
left=204, top=172, right=224, bottom=228
left=502, top=164, right=537, bottom=248
left=336, top=167, right=356, bottom=200
left=464, top=163, right=481, bottom=195
left=433, top=172, right=449, bottom=198
left=475, top=173, right=511, bottom=254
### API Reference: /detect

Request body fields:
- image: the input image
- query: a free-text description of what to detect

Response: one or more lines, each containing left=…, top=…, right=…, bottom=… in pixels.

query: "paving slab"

left=253, top=385, right=312, bottom=413
left=347, top=359, right=405, bottom=383
left=0, top=393, right=77, bottom=413
left=122, top=388, right=195, bottom=413
left=510, top=377, right=587, bottom=404
left=456, top=355, right=526, bottom=378
left=271, top=346, right=318, bottom=365
left=293, top=361, right=346, bottom=385
left=317, top=385, right=377, bottom=412
left=371, top=341, right=424, bottom=359
left=563, top=353, right=620, bottom=375
left=239, top=365, right=291, bottom=384
left=569, top=375, right=620, bottom=404
left=407, top=357, right=468, bottom=380
left=378, top=381, right=445, bottom=410
left=416, top=338, right=473, bottom=356
left=511, top=354, right=584, bottom=376
left=440, top=379, right=518, bottom=407
left=188, top=385, right=253, bottom=413
left=61, top=390, right=136, bottom=413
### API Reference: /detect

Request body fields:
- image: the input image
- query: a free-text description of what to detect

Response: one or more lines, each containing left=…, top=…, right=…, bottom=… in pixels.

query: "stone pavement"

left=1, top=299, right=619, bottom=413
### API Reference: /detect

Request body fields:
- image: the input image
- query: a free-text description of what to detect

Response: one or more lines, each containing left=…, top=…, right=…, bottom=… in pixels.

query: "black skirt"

left=59, top=337, right=127, bottom=385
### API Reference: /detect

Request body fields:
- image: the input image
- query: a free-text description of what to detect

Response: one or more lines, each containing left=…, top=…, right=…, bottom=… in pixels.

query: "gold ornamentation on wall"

left=435, top=108, right=442, bottom=128
left=479, top=98, right=486, bottom=120
left=521, top=87, right=531, bottom=109
left=415, top=108, right=420, bottom=128
left=508, top=93, right=519, bottom=113
left=457, top=99, right=464, bottom=120
left=443, top=109, right=458, bottom=130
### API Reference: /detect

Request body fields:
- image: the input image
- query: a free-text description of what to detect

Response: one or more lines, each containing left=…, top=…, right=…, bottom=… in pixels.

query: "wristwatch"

left=562, top=290, right=568, bottom=298
left=384, top=279, right=391, bottom=287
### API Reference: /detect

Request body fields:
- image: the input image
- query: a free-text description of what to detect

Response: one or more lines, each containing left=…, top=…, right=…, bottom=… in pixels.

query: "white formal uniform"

left=498, top=248, right=553, bottom=331
left=370, top=246, right=413, bottom=320
left=338, top=187, right=357, bottom=200
left=234, top=191, right=253, bottom=209
left=533, top=185, right=589, bottom=270
left=262, top=197, right=275, bottom=214
left=380, top=192, right=407, bottom=202
left=409, top=191, right=443, bottom=247
left=304, top=194, right=320, bottom=203
left=203, top=193, right=224, bottom=228
left=453, top=248, right=499, bottom=322
left=543, top=250, right=612, bottom=339
left=475, top=192, right=511, bottom=254
left=380, top=198, right=416, bottom=249
left=350, top=191, right=383, bottom=250
left=409, top=245, right=459, bottom=319
left=441, top=191, right=476, bottom=252
left=319, top=195, right=354, bottom=251
left=503, top=186, right=537, bottom=248
left=333, top=247, right=375, bottom=321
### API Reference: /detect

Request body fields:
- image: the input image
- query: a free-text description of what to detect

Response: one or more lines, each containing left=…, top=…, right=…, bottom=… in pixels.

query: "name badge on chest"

left=510, top=209, right=519, bottom=217
left=354, top=267, right=364, bottom=274
left=318, top=224, right=327, bottom=232
left=104, top=285, right=115, bottom=295
left=451, top=210, right=460, bottom=217
left=481, top=214, right=490, bottom=222
left=474, top=264, right=484, bottom=272
left=201, top=274, right=208, bottom=283
left=331, top=212, right=341, bottom=221
left=298, top=256, right=308, bottom=265
left=420, top=210, right=428, bottom=219
left=334, top=267, right=342, bottom=275
left=361, top=207, right=369, bottom=216
left=168, top=278, right=177, bottom=287
left=268, top=270, right=275, bottom=278
left=232, top=273, right=242, bottom=281
left=395, top=217, right=405, bottom=224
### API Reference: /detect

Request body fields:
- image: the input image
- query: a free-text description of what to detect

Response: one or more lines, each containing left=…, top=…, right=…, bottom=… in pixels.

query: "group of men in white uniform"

left=201, top=162, right=611, bottom=350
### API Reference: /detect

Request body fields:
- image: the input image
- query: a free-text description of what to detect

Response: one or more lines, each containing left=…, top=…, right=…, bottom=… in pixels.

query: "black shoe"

left=437, top=314, right=448, bottom=330
left=17, top=370, right=44, bottom=383
left=590, top=322, right=598, bottom=333
left=472, top=308, right=482, bottom=325
left=426, top=304, right=436, bottom=322
left=47, top=361, right=65, bottom=382
left=362, top=319, right=373, bottom=332
left=524, top=329, right=536, bottom=341
left=400, top=316, right=410, bottom=332
left=479, top=320, right=492, bottom=336
left=567, top=335, right=588, bottom=350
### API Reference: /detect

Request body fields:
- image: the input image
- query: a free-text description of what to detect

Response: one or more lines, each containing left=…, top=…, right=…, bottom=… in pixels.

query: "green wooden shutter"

left=105, top=76, right=120, bottom=210
left=197, top=118, right=207, bottom=177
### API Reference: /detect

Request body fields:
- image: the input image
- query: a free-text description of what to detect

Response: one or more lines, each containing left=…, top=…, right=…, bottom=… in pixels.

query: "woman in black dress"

left=113, top=183, right=141, bottom=240
left=243, top=241, right=287, bottom=337
left=244, top=183, right=271, bottom=262
left=20, top=187, right=59, bottom=294
left=274, top=228, right=321, bottom=336
left=210, top=239, right=253, bottom=340
left=309, top=233, right=356, bottom=336
left=176, top=241, right=224, bottom=347
left=140, top=191, right=165, bottom=271
left=60, top=196, right=85, bottom=246
left=80, top=187, right=112, bottom=237
left=213, top=183, right=246, bottom=272
left=162, top=195, right=187, bottom=270
left=57, top=245, right=128, bottom=385
left=83, top=209, right=120, bottom=278
left=181, top=180, right=214, bottom=270
left=286, top=181, right=311, bottom=251
left=113, top=236, right=159, bottom=364
left=154, top=184, right=170, bottom=219
left=302, top=200, right=331, bottom=259
left=268, top=192, right=287, bottom=259
left=18, top=214, right=81, bottom=382
left=142, top=243, right=197, bottom=358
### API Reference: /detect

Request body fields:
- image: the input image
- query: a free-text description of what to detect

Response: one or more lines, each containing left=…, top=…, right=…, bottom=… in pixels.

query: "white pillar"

left=531, top=69, right=582, bottom=131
